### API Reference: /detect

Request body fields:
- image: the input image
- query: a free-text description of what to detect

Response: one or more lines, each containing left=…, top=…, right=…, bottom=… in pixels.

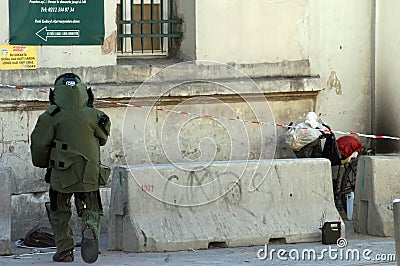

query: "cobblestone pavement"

left=0, top=221, right=397, bottom=265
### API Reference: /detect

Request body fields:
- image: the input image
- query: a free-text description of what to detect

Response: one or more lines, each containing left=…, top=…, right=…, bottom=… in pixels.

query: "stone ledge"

left=0, top=76, right=321, bottom=106
left=0, top=59, right=313, bottom=86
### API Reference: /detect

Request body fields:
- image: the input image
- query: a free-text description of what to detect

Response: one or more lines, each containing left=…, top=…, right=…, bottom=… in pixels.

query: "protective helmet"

left=50, top=73, right=94, bottom=107
left=54, top=73, right=82, bottom=87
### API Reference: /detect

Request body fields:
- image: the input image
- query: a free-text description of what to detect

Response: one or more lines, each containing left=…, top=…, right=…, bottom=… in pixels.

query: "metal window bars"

left=117, top=0, right=182, bottom=55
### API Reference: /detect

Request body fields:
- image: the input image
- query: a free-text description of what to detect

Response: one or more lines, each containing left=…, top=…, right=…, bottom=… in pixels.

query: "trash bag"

left=294, top=139, right=323, bottom=158
left=285, top=122, right=322, bottom=151
left=337, top=136, right=362, bottom=159
left=23, top=225, right=56, bottom=247
left=322, top=132, right=342, bottom=166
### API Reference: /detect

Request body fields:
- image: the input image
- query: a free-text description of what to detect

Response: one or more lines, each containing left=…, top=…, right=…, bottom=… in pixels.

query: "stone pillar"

left=0, top=167, right=12, bottom=255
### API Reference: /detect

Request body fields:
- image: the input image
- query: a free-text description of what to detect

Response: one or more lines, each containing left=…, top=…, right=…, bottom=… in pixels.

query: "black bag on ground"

left=23, top=225, right=56, bottom=247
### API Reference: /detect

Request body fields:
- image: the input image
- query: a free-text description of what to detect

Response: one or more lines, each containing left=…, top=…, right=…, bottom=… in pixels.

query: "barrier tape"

left=1, top=84, right=399, bottom=141
left=0, top=84, right=48, bottom=93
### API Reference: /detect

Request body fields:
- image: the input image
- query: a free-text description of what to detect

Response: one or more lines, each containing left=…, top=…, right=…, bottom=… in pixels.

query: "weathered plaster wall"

left=375, top=0, right=400, bottom=153
left=309, top=0, right=372, bottom=143
left=194, top=0, right=309, bottom=64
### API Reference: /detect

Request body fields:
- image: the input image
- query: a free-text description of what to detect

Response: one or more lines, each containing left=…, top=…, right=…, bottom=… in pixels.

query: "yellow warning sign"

left=0, top=45, right=37, bottom=70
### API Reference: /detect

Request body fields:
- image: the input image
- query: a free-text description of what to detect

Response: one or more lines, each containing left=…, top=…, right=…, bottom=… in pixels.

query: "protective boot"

left=81, top=228, right=98, bottom=264
left=53, top=249, right=74, bottom=262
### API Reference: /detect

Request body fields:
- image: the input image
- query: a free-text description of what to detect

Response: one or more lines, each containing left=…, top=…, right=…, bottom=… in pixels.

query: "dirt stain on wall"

left=327, top=71, right=342, bottom=95
left=102, top=31, right=117, bottom=55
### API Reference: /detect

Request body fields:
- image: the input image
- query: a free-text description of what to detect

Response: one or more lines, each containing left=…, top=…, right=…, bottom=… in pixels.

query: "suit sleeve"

left=95, top=110, right=111, bottom=146
left=30, top=113, right=55, bottom=168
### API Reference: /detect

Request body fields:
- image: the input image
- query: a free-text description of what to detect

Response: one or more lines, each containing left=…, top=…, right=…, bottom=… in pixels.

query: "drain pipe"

left=370, top=0, right=377, bottom=151
left=393, top=199, right=400, bottom=266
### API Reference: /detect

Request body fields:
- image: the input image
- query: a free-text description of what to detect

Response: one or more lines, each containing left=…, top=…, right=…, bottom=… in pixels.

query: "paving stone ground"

left=0, top=221, right=397, bottom=265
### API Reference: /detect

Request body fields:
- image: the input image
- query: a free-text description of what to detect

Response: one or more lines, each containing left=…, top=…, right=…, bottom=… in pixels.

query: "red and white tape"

left=0, top=84, right=48, bottom=93
left=1, top=84, right=399, bottom=141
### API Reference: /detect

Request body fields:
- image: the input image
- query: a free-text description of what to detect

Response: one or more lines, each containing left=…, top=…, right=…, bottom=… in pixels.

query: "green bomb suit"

left=30, top=77, right=111, bottom=255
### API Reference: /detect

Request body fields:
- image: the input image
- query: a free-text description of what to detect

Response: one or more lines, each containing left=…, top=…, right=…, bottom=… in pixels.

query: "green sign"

left=9, top=0, right=104, bottom=45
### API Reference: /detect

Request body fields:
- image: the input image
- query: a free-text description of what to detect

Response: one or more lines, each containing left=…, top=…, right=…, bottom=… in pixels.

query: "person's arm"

left=30, top=113, right=55, bottom=168
left=95, top=110, right=111, bottom=146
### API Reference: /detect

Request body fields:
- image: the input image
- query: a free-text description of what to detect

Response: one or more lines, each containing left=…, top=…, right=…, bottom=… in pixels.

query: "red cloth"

left=336, top=136, right=363, bottom=159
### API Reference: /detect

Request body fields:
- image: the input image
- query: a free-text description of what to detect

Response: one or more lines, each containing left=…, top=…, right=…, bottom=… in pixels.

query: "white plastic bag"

left=285, top=122, right=322, bottom=151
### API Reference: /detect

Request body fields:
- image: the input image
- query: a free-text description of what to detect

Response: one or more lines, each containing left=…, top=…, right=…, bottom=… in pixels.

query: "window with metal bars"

left=117, top=0, right=182, bottom=56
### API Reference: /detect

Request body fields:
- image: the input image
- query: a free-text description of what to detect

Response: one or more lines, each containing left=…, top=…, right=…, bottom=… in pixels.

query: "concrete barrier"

left=108, top=159, right=342, bottom=252
left=353, top=155, right=400, bottom=236
left=10, top=188, right=111, bottom=240
left=0, top=167, right=12, bottom=255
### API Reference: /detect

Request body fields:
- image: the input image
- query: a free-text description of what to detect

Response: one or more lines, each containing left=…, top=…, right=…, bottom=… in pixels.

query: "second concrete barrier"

left=353, top=155, right=400, bottom=236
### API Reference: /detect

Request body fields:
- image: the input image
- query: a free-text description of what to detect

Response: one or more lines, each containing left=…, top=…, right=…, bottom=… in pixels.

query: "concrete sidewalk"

left=0, top=221, right=397, bottom=265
